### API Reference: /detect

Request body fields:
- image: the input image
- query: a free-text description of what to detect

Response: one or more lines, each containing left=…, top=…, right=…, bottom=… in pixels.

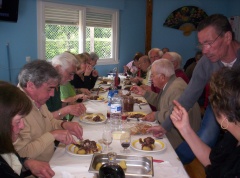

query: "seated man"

left=131, top=59, right=201, bottom=149
left=15, top=60, right=84, bottom=162
left=130, top=55, right=151, bottom=86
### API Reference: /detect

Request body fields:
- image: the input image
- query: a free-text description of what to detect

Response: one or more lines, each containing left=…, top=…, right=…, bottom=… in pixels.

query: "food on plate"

left=130, top=123, right=152, bottom=135
left=95, top=162, right=103, bottom=171
left=124, top=80, right=131, bottom=85
left=85, top=114, right=103, bottom=122
left=99, top=80, right=111, bottom=85
left=89, top=95, right=104, bottom=100
left=71, top=139, right=100, bottom=154
left=128, top=113, right=145, bottom=118
left=124, top=86, right=131, bottom=91
left=119, top=160, right=127, bottom=170
left=139, top=137, right=155, bottom=150
left=92, top=87, right=105, bottom=92
left=133, top=98, right=146, bottom=104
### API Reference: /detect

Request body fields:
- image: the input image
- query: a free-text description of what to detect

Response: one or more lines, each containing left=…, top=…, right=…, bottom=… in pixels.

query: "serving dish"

left=88, top=153, right=154, bottom=177
left=79, top=113, right=107, bottom=124
left=131, top=139, right=166, bottom=153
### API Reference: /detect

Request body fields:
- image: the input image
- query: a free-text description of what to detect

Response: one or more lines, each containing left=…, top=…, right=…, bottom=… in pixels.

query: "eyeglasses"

left=197, top=31, right=223, bottom=50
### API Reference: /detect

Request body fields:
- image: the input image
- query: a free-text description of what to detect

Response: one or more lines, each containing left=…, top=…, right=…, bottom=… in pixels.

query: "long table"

left=49, top=82, right=189, bottom=178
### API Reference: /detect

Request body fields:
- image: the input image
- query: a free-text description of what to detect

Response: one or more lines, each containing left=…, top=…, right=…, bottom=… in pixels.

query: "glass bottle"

left=99, top=152, right=125, bottom=178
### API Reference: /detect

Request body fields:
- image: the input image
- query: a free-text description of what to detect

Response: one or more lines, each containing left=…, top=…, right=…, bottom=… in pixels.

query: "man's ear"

left=26, top=81, right=35, bottom=91
left=225, top=31, right=232, bottom=44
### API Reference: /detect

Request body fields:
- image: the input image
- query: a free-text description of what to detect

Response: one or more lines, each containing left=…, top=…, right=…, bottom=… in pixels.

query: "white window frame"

left=37, top=1, right=119, bottom=65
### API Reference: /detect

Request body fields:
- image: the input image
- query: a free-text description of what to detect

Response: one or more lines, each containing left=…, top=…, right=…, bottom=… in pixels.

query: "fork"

left=138, top=103, right=142, bottom=109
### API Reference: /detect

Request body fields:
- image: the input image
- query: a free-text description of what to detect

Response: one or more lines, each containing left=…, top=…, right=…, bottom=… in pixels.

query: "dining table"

left=49, top=77, right=189, bottom=178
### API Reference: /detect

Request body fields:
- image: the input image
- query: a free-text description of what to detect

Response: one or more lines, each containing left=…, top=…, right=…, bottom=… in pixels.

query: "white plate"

left=66, top=143, right=102, bottom=157
left=130, top=139, right=166, bottom=153
left=79, top=113, right=107, bottom=124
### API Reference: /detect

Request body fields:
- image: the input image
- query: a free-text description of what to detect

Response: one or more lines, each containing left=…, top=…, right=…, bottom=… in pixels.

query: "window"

left=37, top=1, right=119, bottom=65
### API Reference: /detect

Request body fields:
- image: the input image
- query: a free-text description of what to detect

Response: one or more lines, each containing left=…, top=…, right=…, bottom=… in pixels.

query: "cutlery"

left=96, top=85, right=101, bottom=96
left=138, top=103, right=142, bottom=109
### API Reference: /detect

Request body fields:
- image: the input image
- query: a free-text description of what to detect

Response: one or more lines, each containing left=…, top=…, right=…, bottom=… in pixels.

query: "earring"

left=221, top=118, right=229, bottom=129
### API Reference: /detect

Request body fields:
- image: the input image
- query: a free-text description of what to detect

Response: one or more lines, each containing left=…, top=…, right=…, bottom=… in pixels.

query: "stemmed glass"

left=120, top=129, right=131, bottom=153
left=102, top=124, right=113, bottom=153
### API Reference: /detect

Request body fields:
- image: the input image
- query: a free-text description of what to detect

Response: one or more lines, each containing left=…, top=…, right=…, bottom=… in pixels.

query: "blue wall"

left=0, top=0, right=239, bottom=84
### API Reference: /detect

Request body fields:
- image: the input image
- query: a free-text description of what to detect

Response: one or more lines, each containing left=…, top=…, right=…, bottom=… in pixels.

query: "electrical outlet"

left=26, top=56, right=31, bottom=63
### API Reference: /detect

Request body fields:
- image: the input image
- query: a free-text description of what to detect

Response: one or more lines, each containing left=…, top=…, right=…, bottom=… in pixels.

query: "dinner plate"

left=89, top=96, right=105, bottom=102
left=66, top=143, right=102, bottom=157
left=79, top=113, right=107, bottom=124
left=127, top=111, right=146, bottom=118
left=131, top=139, right=166, bottom=153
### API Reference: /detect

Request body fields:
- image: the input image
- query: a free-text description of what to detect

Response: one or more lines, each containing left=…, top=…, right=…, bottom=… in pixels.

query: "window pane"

left=85, top=26, right=112, bottom=59
left=45, top=24, right=79, bottom=59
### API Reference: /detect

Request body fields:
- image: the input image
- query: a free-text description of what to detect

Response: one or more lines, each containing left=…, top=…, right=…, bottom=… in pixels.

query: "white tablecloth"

left=50, top=85, right=189, bottom=178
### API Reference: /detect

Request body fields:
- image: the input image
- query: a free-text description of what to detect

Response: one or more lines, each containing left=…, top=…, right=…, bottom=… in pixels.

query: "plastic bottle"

left=110, top=91, right=122, bottom=131
left=99, top=152, right=125, bottom=178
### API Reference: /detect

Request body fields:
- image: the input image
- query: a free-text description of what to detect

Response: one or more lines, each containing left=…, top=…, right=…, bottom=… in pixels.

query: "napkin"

left=154, top=161, right=189, bottom=178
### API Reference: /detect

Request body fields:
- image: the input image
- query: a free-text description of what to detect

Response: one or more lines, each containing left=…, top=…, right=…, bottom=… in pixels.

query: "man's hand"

left=140, top=85, right=151, bottom=91
left=50, top=129, right=78, bottom=144
left=130, top=85, right=146, bottom=96
left=61, top=121, right=83, bottom=140
left=24, top=159, right=55, bottom=178
left=65, top=103, right=86, bottom=116
left=142, top=112, right=155, bottom=122
left=147, top=125, right=166, bottom=138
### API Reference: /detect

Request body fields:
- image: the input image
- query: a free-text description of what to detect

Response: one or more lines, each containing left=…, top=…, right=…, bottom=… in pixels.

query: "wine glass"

left=120, top=129, right=131, bottom=153
left=102, top=124, right=113, bottom=152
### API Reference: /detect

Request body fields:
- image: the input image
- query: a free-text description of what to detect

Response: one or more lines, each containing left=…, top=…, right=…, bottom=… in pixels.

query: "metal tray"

left=88, top=153, right=154, bottom=177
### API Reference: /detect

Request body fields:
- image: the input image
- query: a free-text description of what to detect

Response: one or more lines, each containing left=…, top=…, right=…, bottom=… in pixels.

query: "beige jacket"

left=14, top=87, right=63, bottom=162
left=144, top=75, right=201, bottom=149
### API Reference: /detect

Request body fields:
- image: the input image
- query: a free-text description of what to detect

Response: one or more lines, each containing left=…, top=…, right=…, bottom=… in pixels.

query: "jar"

left=122, top=96, right=134, bottom=112
left=99, top=152, right=125, bottom=178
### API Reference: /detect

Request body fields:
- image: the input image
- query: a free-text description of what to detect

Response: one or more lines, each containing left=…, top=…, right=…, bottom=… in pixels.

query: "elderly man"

left=130, top=55, right=151, bottom=86
left=162, top=52, right=189, bottom=84
left=46, top=52, right=86, bottom=120
left=148, top=48, right=163, bottom=64
left=157, top=14, right=240, bottom=164
left=131, top=59, right=201, bottom=149
left=15, top=60, right=83, bottom=162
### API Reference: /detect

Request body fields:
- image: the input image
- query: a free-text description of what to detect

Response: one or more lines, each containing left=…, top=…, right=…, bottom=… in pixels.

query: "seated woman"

left=70, top=53, right=95, bottom=93
left=170, top=67, right=240, bottom=177
left=0, top=81, right=54, bottom=178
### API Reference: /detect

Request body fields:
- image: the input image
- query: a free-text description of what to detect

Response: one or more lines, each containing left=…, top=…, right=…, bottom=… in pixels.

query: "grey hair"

left=166, top=52, right=182, bottom=69
left=152, top=58, right=175, bottom=77
left=90, top=52, right=99, bottom=61
left=51, top=52, right=78, bottom=70
left=148, top=48, right=163, bottom=58
left=18, top=60, right=60, bottom=88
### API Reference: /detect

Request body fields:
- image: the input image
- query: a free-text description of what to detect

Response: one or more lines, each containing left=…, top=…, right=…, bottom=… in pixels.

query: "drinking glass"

left=102, top=124, right=113, bottom=152
left=120, top=129, right=131, bottom=153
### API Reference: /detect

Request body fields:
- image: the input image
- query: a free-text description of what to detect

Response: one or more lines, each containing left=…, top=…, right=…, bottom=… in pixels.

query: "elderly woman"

left=171, top=67, right=240, bottom=177
left=0, top=81, right=54, bottom=178
left=70, top=53, right=96, bottom=93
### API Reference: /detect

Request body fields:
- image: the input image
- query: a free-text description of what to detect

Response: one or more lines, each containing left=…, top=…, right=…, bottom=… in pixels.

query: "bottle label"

left=110, top=104, right=122, bottom=113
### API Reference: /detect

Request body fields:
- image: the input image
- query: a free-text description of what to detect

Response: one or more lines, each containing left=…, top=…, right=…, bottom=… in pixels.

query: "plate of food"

left=79, top=113, right=107, bottom=124
left=127, top=112, right=146, bottom=119
left=66, top=139, right=102, bottom=157
left=129, top=123, right=152, bottom=135
left=98, top=80, right=112, bottom=86
left=91, top=87, right=106, bottom=93
left=89, top=95, right=105, bottom=101
left=131, top=137, right=166, bottom=153
left=133, top=98, right=148, bottom=105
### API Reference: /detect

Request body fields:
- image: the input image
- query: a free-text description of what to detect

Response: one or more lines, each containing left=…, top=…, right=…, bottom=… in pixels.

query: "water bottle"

left=110, top=92, right=122, bottom=131
left=107, top=90, right=114, bottom=119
